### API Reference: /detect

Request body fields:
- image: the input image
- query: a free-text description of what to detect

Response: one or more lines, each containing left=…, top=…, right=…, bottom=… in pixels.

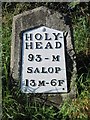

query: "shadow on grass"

left=76, top=52, right=90, bottom=94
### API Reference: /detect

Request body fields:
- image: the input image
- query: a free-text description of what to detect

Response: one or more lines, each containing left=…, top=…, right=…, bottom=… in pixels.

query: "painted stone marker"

left=11, top=6, right=77, bottom=106
left=21, top=26, right=67, bottom=93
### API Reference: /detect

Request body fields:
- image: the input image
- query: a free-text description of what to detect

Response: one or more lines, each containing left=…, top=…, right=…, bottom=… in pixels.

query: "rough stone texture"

left=11, top=6, right=77, bottom=107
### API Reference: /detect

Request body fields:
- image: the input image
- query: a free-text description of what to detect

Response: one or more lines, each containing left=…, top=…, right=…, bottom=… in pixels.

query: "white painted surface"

left=21, top=26, right=67, bottom=93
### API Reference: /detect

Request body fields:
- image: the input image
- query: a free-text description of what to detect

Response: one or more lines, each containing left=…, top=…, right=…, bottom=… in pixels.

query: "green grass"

left=2, top=2, right=90, bottom=120
left=0, top=16, right=2, bottom=120
left=74, top=16, right=90, bottom=53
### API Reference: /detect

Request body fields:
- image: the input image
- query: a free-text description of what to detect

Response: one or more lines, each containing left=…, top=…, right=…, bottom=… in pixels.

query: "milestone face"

left=21, top=26, right=67, bottom=93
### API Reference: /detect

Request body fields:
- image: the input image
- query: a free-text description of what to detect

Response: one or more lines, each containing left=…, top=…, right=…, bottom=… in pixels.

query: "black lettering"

left=55, top=67, right=61, bottom=73
left=45, top=42, right=53, bottom=49
left=28, top=54, right=34, bottom=61
left=38, top=81, right=45, bottom=86
left=48, top=67, right=54, bottom=73
left=35, top=55, right=42, bottom=62
left=25, top=79, right=29, bottom=86
left=55, top=42, right=62, bottom=49
left=36, top=42, right=43, bottom=49
left=41, top=67, right=48, bottom=73
left=52, top=55, right=60, bottom=61
left=53, top=33, right=61, bottom=40
left=58, top=80, right=64, bottom=86
left=30, top=80, right=36, bottom=86
left=25, top=33, right=32, bottom=41
left=45, top=33, right=52, bottom=40
left=27, top=67, right=33, bottom=73
left=34, top=68, right=40, bottom=73
left=25, top=42, right=33, bottom=49
left=51, top=79, right=57, bottom=86
left=35, top=33, right=42, bottom=40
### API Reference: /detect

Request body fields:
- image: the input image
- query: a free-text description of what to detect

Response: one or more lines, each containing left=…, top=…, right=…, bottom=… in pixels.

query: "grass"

left=74, top=16, right=90, bottom=53
left=0, top=12, right=2, bottom=120
left=59, top=91, right=90, bottom=120
left=2, top=2, right=90, bottom=120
